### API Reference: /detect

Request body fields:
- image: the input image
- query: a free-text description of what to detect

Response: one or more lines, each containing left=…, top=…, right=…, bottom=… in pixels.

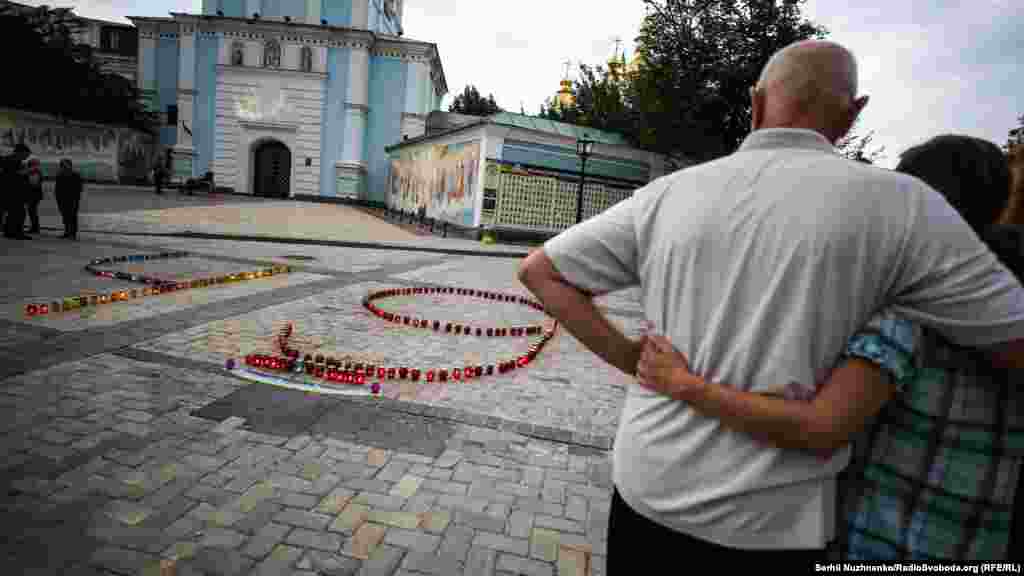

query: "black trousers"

left=57, top=195, right=79, bottom=237
left=26, top=197, right=40, bottom=232
left=3, top=197, right=25, bottom=236
left=607, top=487, right=826, bottom=573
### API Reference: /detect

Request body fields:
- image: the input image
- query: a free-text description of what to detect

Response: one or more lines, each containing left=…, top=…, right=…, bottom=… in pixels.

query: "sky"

left=22, top=0, right=1023, bottom=168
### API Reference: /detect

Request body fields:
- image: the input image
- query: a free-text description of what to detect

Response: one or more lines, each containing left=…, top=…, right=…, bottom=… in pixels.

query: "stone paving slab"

left=131, top=279, right=636, bottom=444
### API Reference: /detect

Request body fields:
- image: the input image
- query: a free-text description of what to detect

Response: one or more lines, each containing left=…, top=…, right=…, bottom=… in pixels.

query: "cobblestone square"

left=0, top=202, right=627, bottom=574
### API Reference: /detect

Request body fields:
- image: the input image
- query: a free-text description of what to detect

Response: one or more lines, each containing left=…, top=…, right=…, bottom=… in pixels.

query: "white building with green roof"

left=386, top=111, right=669, bottom=236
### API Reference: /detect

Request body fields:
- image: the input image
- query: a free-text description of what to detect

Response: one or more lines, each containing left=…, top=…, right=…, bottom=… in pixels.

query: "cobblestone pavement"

left=2, top=353, right=615, bottom=576
left=0, top=212, right=637, bottom=575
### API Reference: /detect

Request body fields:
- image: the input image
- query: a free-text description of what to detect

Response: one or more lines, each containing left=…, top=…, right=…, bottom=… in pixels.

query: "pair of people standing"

left=1, top=145, right=82, bottom=240
left=520, top=38, right=1024, bottom=568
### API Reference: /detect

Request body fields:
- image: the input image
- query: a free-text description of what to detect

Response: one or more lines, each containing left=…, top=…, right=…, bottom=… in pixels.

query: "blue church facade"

left=128, top=0, right=446, bottom=202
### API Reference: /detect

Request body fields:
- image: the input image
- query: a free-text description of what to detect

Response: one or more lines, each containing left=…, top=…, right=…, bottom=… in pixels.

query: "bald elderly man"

left=519, top=40, right=1024, bottom=565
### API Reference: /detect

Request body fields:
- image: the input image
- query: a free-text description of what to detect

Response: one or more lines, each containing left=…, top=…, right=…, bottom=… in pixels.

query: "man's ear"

left=852, top=95, right=869, bottom=121
left=749, top=86, right=764, bottom=131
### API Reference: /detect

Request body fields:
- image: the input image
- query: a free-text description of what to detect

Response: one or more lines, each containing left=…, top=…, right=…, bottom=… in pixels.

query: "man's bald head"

left=750, top=40, right=867, bottom=143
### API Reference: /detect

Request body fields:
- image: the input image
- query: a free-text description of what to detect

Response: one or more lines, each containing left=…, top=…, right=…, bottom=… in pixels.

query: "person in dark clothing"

left=3, top=143, right=32, bottom=239
left=55, top=158, right=83, bottom=240
left=997, top=139, right=1024, bottom=561
left=153, top=161, right=165, bottom=195
left=24, top=158, right=43, bottom=234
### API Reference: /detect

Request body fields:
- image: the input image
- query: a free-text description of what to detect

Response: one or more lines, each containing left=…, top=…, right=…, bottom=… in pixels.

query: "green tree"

left=448, top=85, right=503, bottom=117
left=1005, top=114, right=1024, bottom=154
left=836, top=122, right=886, bottom=164
left=629, top=0, right=827, bottom=162
left=538, top=96, right=578, bottom=123
left=0, top=3, right=156, bottom=131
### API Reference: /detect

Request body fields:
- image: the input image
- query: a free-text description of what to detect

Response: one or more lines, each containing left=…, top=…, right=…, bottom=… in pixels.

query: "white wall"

left=214, top=66, right=325, bottom=196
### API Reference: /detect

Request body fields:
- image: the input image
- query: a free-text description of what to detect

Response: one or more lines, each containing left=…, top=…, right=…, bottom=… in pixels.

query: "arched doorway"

left=252, top=140, right=291, bottom=198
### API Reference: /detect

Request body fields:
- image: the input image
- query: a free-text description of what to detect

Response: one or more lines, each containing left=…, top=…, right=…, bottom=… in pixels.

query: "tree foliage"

left=539, top=0, right=827, bottom=166
left=836, top=121, right=886, bottom=164
left=1005, top=114, right=1024, bottom=154
left=0, top=4, right=156, bottom=131
left=629, top=0, right=827, bottom=162
left=448, top=85, right=503, bottom=117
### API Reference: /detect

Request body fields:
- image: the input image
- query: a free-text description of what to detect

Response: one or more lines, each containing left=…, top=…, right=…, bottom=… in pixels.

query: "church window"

left=263, top=39, right=281, bottom=68
left=300, top=46, right=313, bottom=72
left=230, top=41, right=245, bottom=66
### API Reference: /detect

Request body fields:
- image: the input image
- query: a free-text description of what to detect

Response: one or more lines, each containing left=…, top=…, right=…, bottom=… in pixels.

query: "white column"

left=138, top=34, right=156, bottom=91
left=400, top=61, right=427, bottom=139
left=403, top=61, right=423, bottom=113
left=342, top=45, right=370, bottom=165
left=350, top=0, right=369, bottom=30
left=473, top=129, right=487, bottom=228
left=305, top=0, right=320, bottom=25
left=175, top=28, right=198, bottom=177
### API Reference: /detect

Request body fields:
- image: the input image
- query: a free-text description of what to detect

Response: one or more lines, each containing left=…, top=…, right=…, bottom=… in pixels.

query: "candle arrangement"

left=362, top=286, right=549, bottom=338
left=230, top=286, right=558, bottom=395
left=23, top=251, right=291, bottom=317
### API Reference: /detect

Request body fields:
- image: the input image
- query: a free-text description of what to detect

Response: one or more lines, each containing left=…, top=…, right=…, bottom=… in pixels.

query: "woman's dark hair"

left=896, top=134, right=1010, bottom=236
left=896, top=134, right=1021, bottom=279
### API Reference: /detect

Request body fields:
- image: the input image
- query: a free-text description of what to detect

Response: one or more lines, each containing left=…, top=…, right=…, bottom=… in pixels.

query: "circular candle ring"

left=244, top=285, right=559, bottom=386
left=364, top=286, right=546, bottom=337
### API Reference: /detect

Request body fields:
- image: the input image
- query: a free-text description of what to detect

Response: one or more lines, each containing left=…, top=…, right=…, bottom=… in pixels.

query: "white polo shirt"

left=542, top=128, right=1024, bottom=549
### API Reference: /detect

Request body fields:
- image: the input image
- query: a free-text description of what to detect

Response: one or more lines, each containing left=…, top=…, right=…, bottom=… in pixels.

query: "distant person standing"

left=24, top=157, right=43, bottom=234
left=55, top=159, right=82, bottom=240
left=153, top=161, right=165, bottom=195
left=3, top=143, right=32, bottom=239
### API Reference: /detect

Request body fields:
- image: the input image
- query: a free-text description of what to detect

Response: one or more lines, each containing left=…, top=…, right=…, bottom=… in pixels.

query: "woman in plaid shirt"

left=636, top=135, right=1023, bottom=561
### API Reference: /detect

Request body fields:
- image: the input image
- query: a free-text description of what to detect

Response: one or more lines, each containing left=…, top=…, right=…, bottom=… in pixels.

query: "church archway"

left=251, top=139, right=291, bottom=198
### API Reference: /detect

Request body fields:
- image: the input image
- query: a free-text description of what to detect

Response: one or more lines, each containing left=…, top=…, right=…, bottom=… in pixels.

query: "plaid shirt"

left=841, top=311, right=1023, bottom=561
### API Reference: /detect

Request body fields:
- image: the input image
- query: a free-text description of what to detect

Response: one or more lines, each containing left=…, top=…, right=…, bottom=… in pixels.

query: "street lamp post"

left=575, top=134, right=595, bottom=224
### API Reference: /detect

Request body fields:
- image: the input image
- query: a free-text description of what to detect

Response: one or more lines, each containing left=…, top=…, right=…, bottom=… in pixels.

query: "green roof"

left=487, top=112, right=630, bottom=146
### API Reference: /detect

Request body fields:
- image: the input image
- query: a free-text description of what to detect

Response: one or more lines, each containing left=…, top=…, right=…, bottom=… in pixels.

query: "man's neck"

left=759, top=117, right=835, bottom=143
